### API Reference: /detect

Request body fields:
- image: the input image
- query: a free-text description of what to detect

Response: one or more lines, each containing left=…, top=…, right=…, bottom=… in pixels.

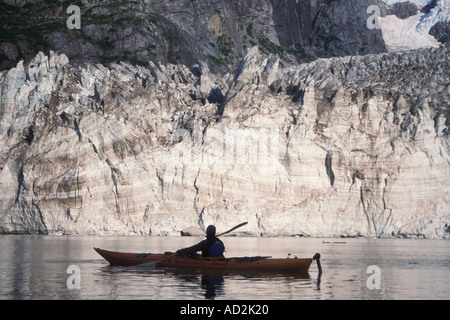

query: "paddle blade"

left=136, top=261, right=158, bottom=268
left=138, top=253, right=177, bottom=268
left=217, top=222, right=248, bottom=237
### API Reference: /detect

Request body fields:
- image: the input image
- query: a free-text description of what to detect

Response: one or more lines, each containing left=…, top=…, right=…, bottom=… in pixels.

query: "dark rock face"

left=389, top=1, right=419, bottom=19
left=0, top=0, right=400, bottom=72
left=309, top=0, right=389, bottom=57
left=429, top=21, right=450, bottom=44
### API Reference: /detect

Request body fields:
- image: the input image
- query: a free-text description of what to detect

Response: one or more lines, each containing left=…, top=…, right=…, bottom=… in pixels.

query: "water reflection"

left=166, top=270, right=227, bottom=299
left=201, top=274, right=225, bottom=299
left=99, top=264, right=319, bottom=300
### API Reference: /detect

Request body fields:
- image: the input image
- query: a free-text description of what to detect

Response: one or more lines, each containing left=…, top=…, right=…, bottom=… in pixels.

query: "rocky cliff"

left=3, top=0, right=446, bottom=72
left=0, top=44, right=449, bottom=238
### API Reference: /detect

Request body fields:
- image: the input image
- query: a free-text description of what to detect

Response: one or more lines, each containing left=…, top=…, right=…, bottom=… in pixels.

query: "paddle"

left=216, top=221, right=248, bottom=237
left=140, top=222, right=248, bottom=268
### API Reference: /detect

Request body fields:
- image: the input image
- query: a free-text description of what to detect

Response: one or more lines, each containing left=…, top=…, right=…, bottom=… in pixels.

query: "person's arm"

left=176, top=239, right=207, bottom=256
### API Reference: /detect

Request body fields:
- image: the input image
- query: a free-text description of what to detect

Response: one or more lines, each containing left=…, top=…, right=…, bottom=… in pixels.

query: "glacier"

left=380, top=0, right=449, bottom=52
left=0, top=46, right=448, bottom=238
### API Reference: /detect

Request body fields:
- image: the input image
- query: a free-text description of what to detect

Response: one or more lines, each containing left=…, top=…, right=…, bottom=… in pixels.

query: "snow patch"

left=383, top=0, right=429, bottom=6
left=380, top=13, right=441, bottom=52
left=380, top=0, right=449, bottom=52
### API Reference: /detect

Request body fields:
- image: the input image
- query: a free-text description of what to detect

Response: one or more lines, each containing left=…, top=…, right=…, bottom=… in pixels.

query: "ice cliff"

left=0, top=45, right=449, bottom=238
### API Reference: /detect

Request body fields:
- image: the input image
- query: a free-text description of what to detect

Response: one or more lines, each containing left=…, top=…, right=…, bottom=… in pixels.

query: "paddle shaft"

left=216, top=222, right=248, bottom=237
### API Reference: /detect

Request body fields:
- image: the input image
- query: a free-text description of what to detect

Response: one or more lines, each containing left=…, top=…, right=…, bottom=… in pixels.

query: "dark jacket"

left=176, top=236, right=225, bottom=257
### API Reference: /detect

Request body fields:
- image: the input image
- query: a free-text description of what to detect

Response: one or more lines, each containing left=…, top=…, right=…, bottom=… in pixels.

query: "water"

left=0, top=235, right=449, bottom=300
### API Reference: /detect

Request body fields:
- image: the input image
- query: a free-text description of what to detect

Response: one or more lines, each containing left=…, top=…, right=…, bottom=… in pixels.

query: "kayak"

left=94, top=247, right=320, bottom=272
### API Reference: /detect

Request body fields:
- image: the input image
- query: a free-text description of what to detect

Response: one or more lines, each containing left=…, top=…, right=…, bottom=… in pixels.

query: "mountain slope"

left=0, top=0, right=426, bottom=71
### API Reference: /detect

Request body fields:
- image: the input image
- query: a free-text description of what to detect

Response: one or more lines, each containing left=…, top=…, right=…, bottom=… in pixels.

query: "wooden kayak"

left=94, top=247, right=320, bottom=272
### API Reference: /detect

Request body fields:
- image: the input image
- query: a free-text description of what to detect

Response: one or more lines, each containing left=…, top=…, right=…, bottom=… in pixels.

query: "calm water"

left=0, top=235, right=449, bottom=300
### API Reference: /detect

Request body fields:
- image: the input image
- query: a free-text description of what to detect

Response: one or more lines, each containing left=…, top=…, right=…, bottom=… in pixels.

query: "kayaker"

left=176, top=225, right=225, bottom=258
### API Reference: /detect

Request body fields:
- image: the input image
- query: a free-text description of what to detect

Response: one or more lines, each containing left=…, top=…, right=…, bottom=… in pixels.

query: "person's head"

left=206, top=225, right=216, bottom=238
